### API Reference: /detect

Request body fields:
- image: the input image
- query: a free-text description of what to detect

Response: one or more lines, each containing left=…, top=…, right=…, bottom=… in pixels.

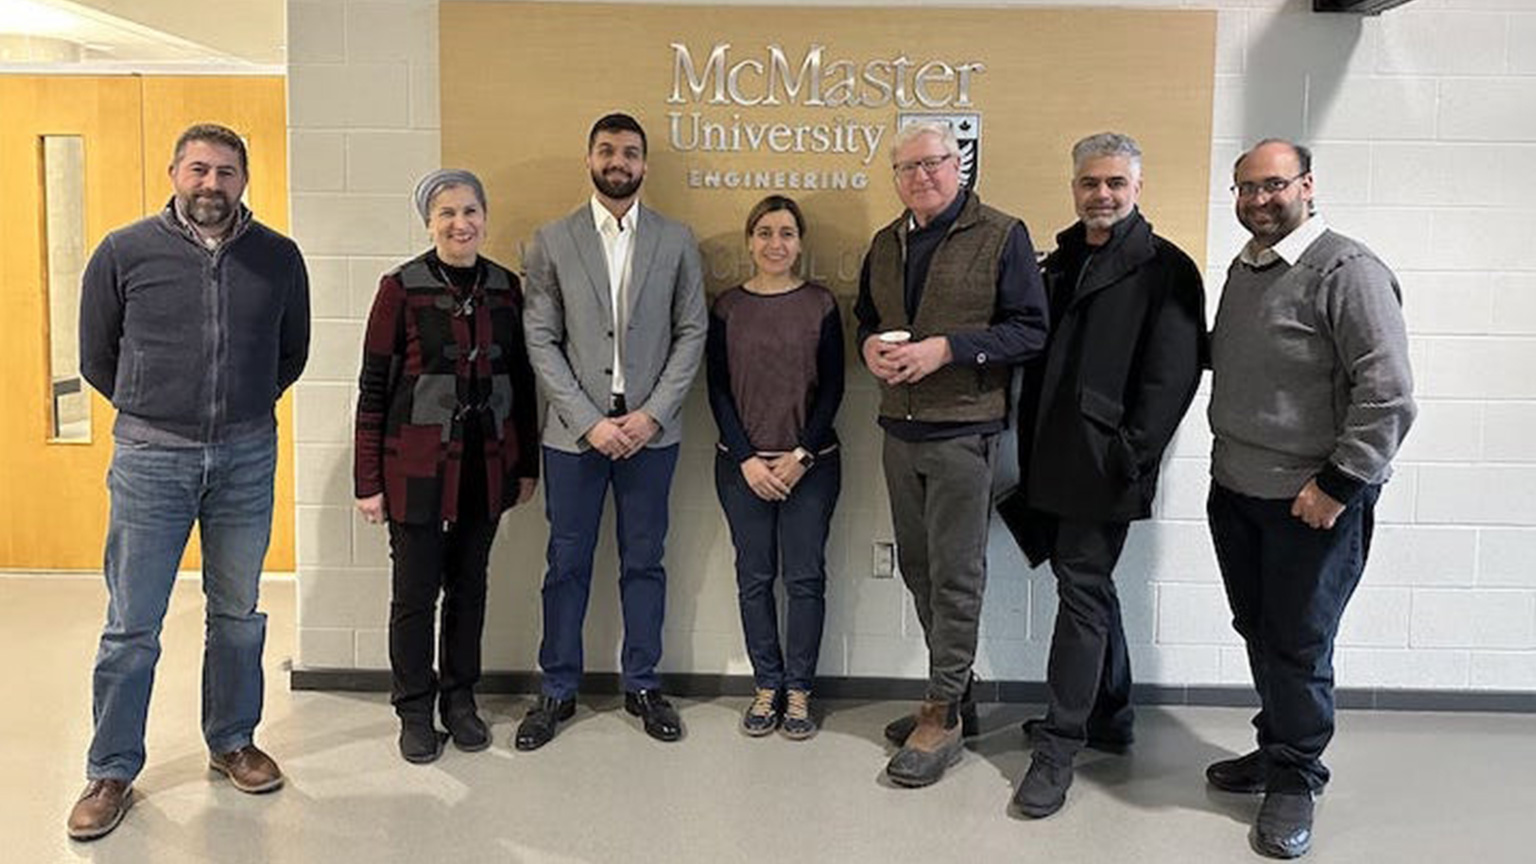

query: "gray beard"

left=183, top=193, right=232, bottom=229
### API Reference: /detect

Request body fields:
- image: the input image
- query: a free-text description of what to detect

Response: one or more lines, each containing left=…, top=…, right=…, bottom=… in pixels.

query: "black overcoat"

left=1000, top=209, right=1207, bottom=565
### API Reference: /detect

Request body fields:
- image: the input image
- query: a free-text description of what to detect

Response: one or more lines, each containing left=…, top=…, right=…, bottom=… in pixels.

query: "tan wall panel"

left=443, top=3, right=1215, bottom=298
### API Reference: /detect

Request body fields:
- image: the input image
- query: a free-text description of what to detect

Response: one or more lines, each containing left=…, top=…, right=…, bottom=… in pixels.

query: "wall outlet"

left=872, top=540, right=896, bottom=578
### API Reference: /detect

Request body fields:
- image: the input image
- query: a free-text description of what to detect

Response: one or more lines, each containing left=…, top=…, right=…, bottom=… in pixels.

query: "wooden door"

left=0, top=75, right=294, bottom=571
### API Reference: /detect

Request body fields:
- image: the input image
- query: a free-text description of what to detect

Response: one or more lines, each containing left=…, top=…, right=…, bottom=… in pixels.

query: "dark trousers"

left=387, top=515, right=499, bottom=721
left=1207, top=480, right=1379, bottom=792
left=1039, top=518, right=1134, bottom=760
left=539, top=444, right=679, bottom=699
left=882, top=433, right=998, bottom=702
left=714, top=451, right=841, bottom=692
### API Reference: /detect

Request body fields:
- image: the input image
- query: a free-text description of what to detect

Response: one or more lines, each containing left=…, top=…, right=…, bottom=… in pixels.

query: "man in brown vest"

left=854, top=121, right=1049, bottom=788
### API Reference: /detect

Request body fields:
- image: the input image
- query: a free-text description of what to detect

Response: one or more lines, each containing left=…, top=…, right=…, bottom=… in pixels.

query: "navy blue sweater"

left=80, top=202, right=311, bottom=443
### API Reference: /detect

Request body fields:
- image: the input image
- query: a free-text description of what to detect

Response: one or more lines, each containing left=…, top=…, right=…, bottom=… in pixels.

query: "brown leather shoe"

left=67, top=779, right=133, bottom=841
left=209, top=744, right=284, bottom=793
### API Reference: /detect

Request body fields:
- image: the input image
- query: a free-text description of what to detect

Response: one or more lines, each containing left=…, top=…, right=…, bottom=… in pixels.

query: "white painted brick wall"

left=1411, top=589, right=1536, bottom=649
left=288, top=0, right=1536, bottom=691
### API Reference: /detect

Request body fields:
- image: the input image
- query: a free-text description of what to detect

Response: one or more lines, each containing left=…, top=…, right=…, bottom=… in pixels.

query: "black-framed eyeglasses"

left=1231, top=173, right=1308, bottom=199
left=893, top=154, right=955, bottom=179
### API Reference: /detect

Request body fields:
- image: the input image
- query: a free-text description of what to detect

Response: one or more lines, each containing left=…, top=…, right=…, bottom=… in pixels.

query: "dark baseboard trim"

left=289, top=669, right=1536, bottom=713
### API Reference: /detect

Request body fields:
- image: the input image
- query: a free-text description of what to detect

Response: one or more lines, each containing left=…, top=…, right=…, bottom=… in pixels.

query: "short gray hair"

left=1071, top=132, right=1142, bottom=176
left=412, top=169, right=486, bottom=224
left=890, top=121, right=961, bottom=163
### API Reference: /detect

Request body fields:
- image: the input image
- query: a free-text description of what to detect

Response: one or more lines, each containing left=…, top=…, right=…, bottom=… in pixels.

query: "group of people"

left=67, top=115, right=1414, bottom=861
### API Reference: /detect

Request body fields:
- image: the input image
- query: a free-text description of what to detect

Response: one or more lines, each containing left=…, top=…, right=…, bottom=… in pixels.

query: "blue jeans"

left=87, top=433, right=277, bottom=781
left=538, top=444, right=679, bottom=699
left=714, top=451, right=840, bottom=691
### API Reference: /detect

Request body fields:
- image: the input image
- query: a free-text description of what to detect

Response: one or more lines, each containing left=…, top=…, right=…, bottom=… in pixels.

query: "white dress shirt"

left=590, top=195, right=639, bottom=397
left=1240, top=214, right=1329, bottom=268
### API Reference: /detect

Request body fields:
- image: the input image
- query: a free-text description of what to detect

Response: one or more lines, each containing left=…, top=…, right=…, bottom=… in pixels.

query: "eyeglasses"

left=1231, top=173, right=1308, bottom=199
left=893, top=154, right=955, bottom=179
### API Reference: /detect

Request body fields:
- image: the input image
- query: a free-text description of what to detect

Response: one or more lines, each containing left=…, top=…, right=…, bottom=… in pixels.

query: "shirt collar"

left=171, top=196, right=247, bottom=250
left=1240, top=214, right=1328, bottom=268
left=590, top=195, right=639, bottom=235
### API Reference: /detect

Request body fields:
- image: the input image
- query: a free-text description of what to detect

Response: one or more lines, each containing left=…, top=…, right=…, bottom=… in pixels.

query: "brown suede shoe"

left=209, top=744, right=284, bottom=794
left=886, top=700, right=964, bottom=788
left=67, top=779, right=132, bottom=841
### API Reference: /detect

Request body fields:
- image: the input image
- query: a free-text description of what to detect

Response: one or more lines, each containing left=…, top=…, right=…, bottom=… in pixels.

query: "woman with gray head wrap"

left=355, top=168, right=539, bottom=764
left=413, top=169, right=486, bottom=226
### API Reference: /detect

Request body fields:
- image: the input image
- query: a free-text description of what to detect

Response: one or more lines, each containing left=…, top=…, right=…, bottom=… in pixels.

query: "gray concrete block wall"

left=287, top=0, right=1536, bottom=692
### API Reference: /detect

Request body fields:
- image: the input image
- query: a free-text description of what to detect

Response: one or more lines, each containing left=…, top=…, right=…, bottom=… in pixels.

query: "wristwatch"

left=793, top=447, right=815, bottom=468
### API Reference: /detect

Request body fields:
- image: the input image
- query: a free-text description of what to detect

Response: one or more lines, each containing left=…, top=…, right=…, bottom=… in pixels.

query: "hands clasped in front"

left=586, top=411, right=660, bottom=460
left=740, top=453, right=807, bottom=502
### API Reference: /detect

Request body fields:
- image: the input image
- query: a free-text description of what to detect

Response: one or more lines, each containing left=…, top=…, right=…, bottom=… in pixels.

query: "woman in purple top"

left=707, top=195, right=844, bottom=739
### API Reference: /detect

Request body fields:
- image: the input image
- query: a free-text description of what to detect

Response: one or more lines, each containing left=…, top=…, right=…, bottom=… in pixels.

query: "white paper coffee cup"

left=879, top=329, right=912, bottom=345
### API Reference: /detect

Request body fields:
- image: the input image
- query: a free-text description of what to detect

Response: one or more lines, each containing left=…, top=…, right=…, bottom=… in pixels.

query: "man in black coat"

left=1003, top=132, right=1207, bottom=818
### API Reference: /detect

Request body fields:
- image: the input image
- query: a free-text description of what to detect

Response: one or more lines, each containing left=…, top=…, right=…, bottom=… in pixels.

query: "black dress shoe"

left=625, top=690, right=683, bottom=742
left=1251, top=790, right=1314, bottom=859
left=1207, top=749, right=1269, bottom=794
left=399, top=720, right=447, bottom=764
left=1022, top=717, right=1133, bottom=755
left=514, top=696, right=576, bottom=752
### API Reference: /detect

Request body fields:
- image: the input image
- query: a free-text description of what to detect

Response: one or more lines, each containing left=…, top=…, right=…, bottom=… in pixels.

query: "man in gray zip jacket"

left=68, top=123, right=309, bottom=842
left=1206, top=139, right=1415, bottom=860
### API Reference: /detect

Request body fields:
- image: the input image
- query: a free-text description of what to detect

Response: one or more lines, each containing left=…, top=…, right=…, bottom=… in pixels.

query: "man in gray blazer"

left=517, top=113, right=707, bottom=749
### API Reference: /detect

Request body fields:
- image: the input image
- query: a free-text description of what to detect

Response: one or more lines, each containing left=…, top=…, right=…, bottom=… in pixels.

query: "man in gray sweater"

left=1206, top=139, right=1415, bottom=859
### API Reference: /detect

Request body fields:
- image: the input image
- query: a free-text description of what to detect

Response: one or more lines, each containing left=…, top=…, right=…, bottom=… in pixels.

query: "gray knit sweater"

left=1208, top=229, right=1416, bottom=501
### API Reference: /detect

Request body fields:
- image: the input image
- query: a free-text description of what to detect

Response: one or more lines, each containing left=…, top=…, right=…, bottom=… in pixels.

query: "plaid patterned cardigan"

left=354, top=252, right=539, bottom=525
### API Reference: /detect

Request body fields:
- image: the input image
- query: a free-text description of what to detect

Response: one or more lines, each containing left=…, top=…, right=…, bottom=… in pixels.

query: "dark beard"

left=591, top=168, right=642, bottom=200
left=182, top=191, right=233, bottom=228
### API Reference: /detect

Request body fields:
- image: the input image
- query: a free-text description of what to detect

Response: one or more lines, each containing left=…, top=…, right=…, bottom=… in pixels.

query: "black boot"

left=398, top=717, right=446, bottom=764
left=1011, top=751, right=1074, bottom=818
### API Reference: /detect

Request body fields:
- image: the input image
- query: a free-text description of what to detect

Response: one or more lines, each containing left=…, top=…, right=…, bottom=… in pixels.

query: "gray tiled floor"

left=5, top=574, right=1534, bottom=863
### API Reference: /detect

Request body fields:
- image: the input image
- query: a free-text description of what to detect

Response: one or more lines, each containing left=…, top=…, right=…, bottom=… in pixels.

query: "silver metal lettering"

left=668, top=111, right=699, bottom=151
left=954, top=62, right=984, bottom=107
left=726, top=59, right=764, bottom=106
left=860, top=61, right=893, bottom=109
left=669, top=42, right=729, bottom=105
left=890, top=56, right=914, bottom=107
left=765, top=43, right=824, bottom=107
left=913, top=60, right=954, bottom=108
left=860, top=124, right=885, bottom=166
